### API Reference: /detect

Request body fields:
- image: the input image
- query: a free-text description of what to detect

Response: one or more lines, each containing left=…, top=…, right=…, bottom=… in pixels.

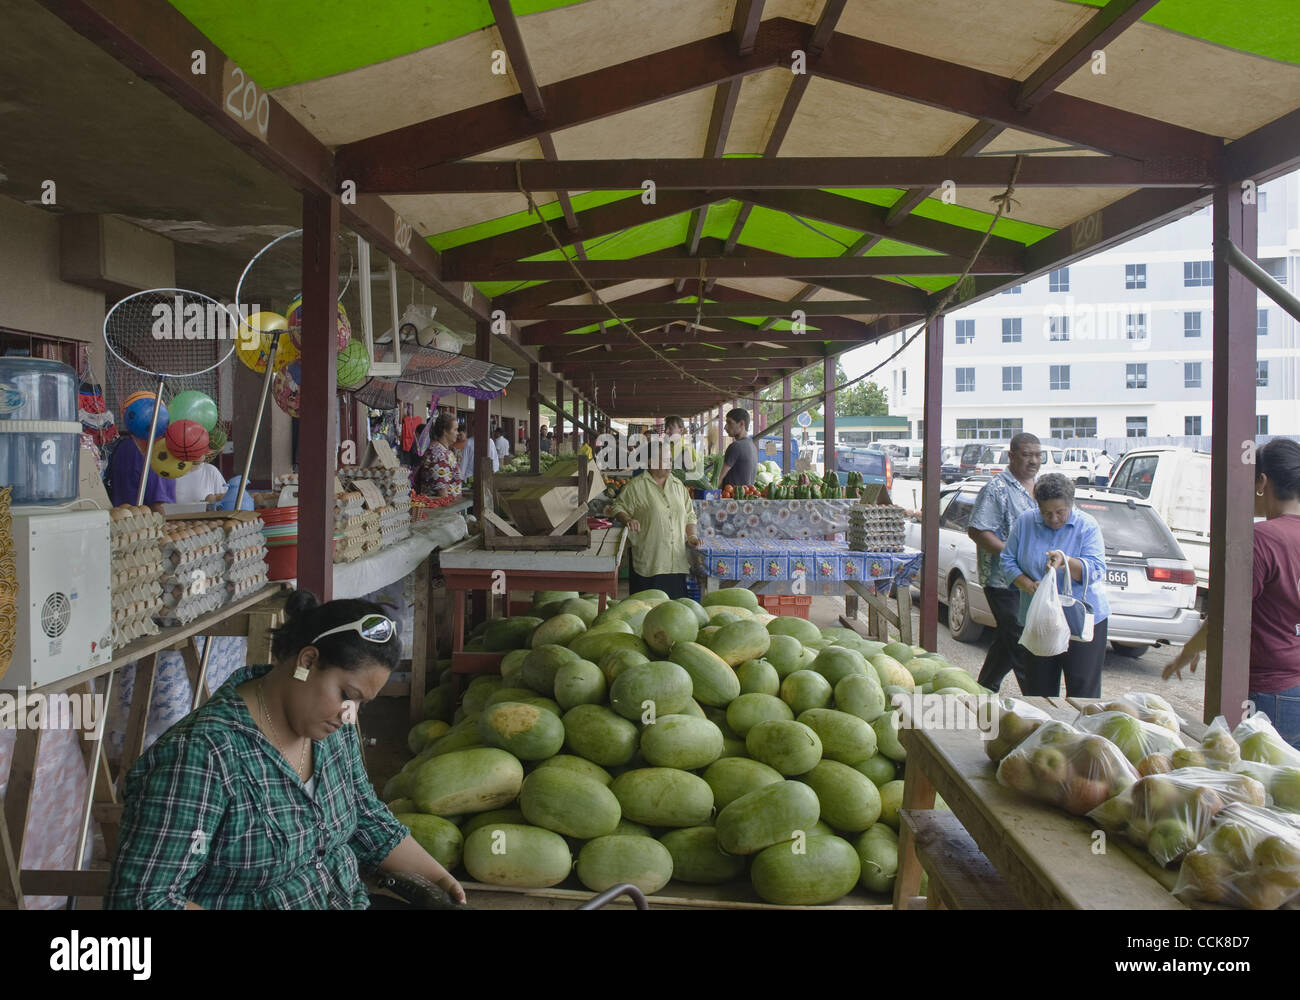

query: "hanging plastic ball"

left=150, top=442, right=190, bottom=479
left=337, top=339, right=370, bottom=389
left=207, top=426, right=228, bottom=452
left=236, top=311, right=291, bottom=373
left=288, top=296, right=351, bottom=352
left=168, top=390, right=218, bottom=432
left=165, top=419, right=210, bottom=461
left=125, top=397, right=169, bottom=439
left=272, top=365, right=302, bottom=418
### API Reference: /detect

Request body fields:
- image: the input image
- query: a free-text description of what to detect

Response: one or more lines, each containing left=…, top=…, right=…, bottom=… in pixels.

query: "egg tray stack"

left=224, top=518, right=269, bottom=603
left=273, top=473, right=299, bottom=490
left=377, top=504, right=411, bottom=547
left=109, top=506, right=166, bottom=647
left=333, top=491, right=382, bottom=563
left=155, top=522, right=229, bottom=627
left=848, top=504, right=908, bottom=553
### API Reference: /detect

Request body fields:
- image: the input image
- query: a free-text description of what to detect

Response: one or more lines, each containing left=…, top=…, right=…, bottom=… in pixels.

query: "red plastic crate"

left=757, top=594, right=813, bottom=619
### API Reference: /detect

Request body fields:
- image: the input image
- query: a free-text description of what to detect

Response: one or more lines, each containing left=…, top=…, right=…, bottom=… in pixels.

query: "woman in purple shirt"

left=109, top=436, right=176, bottom=507
left=1000, top=473, right=1110, bottom=698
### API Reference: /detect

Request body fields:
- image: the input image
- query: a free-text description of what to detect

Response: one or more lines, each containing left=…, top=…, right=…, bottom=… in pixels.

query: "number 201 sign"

left=222, top=61, right=270, bottom=138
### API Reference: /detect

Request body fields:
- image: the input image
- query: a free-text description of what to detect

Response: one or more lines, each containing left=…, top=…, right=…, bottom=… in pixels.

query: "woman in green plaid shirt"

left=108, top=592, right=465, bottom=909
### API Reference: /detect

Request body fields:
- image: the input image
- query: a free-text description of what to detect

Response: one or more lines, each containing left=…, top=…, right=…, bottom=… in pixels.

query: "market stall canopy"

left=35, top=0, right=1300, bottom=415
left=353, top=344, right=516, bottom=410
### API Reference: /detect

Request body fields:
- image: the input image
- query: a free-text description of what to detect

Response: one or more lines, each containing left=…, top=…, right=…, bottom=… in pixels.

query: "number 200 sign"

left=222, top=61, right=271, bottom=138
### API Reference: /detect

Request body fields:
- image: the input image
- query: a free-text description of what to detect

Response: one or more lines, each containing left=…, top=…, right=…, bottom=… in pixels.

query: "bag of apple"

left=1232, top=712, right=1300, bottom=769
left=1078, top=690, right=1180, bottom=734
left=1168, top=715, right=1241, bottom=771
left=1073, top=710, right=1184, bottom=774
left=983, top=697, right=1053, bottom=764
left=1175, top=803, right=1300, bottom=909
left=996, top=719, right=1139, bottom=816
left=1230, top=759, right=1300, bottom=814
left=1087, top=767, right=1268, bottom=867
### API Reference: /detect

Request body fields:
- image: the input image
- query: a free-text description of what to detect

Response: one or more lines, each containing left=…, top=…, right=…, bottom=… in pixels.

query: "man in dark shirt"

left=719, top=408, right=758, bottom=488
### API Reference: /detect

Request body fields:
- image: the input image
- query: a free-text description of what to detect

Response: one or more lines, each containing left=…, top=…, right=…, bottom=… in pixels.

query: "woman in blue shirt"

left=1000, top=473, right=1110, bottom=697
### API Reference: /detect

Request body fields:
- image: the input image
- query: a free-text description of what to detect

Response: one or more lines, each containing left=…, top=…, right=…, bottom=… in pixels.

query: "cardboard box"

left=502, top=459, right=604, bottom=535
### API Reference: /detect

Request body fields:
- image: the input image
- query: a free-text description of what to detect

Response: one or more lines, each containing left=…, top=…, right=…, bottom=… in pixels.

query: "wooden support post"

left=781, top=375, right=793, bottom=474
left=529, top=362, right=540, bottom=474
left=298, top=191, right=339, bottom=600
left=555, top=381, right=565, bottom=453
left=1207, top=184, right=1257, bottom=725
left=2, top=726, right=41, bottom=909
left=118, top=654, right=158, bottom=789
left=410, top=556, right=435, bottom=726
left=893, top=732, right=938, bottom=909
left=823, top=357, right=836, bottom=478
left=472, top=317, right=492, bottom=627
left=921, top=315, right=943, bottom=651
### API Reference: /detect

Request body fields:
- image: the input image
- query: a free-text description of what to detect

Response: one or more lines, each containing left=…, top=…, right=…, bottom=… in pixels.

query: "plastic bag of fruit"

left=996, top=719, right=1139, bottom=815
left=983, top=697, right=1054, bottom=764
left=1174, top=803, right=1300, bottom=909
left=1229, top=759, right=1300, bottom=814
left=1074, top=710, right=1183, bottom=774
left=1087, top=767, right=1268, bottom=867
left=1077, top=691, right=1180, bottom=733
left=1232, top=712, right=1300, bottom=768
left=1167, top=716, right=1241, bottom=772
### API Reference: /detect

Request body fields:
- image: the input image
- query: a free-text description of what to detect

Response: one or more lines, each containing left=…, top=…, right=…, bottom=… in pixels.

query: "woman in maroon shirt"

left=1165, top=438, right=1300, bottom=747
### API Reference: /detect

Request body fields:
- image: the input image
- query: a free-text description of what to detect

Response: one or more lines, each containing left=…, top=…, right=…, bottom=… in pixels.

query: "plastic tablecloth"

left=693, top=498, right=857, bottom=540
left=695, top=538, right=921, bottom=596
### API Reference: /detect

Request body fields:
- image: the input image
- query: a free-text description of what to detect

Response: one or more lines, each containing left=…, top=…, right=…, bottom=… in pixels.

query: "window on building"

left=1259, top=190, right=1268, bottom=212
left=1002, top=285, right=1022, bottom=295
left=1258, top=415, right=1269, bottom=435
left=1049, top=268, right=1070, bottom=292
left=954, top=319, right=975, bottom=344
left=956, top=418, right=1024, bottom=440
left=1002, top=318, right=1022, bottom=343
left=1184, top=260, right=1213, bottom=287
left=1257, top=361, right=1269, bottom=387
left=1002, top=366, right=1022, bottom=392
left=1258, top=309, right=1269, bottom=337
left=1127, top=417, right=1148, bottom=437
left=1184, top=362, right=1202, bottom=389
left=1050, top=417, right=1097, bottom=439
left=1125, top=264, right=1146, bottom=289
left=1185, top=416, right=1202, bottom=436
left=955, top=367, right=975, bottom=393
left=1050, top=365, right=1070, bottom=391
left=1126, top=313, right=1147, bottom=340
left=1262, top=258, right=1287, bottom=286
left=1184, top=312, right=1202, bottom=338
left=1126, top=363, right=1148, bottom=389
left=901, top=369, right=907, bottom=396
left=1048, top=316, right=1070, bottom=341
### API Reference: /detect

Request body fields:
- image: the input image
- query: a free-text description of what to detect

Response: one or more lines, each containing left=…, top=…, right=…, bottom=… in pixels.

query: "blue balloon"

left=287, top=360, right=302, bottom=383
left=215, top=476, right=254, bottom=511
left=125, top=398, right=169, bottom=439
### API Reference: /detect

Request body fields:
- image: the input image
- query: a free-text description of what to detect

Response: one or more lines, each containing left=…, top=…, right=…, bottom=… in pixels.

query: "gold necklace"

left=258, top=679, right=309, bottom=779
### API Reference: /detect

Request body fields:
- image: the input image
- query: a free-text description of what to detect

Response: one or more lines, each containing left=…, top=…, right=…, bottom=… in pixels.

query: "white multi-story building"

left=851, top=172, right=1300, bottom=443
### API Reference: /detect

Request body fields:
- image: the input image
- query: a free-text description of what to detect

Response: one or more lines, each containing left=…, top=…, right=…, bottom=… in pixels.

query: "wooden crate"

left=502, top=459, right=604, bottom=535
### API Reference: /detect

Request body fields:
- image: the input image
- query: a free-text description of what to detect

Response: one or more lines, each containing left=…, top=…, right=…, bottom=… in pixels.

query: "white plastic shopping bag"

left=1020, top=572, right=1070, bottom=657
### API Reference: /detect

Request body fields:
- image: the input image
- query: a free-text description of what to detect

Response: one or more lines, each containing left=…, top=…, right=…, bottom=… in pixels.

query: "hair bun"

left=284, top=589, right=321, bottom=621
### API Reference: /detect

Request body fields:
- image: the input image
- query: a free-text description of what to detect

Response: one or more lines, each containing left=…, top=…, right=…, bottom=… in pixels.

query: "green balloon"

left=168, top=390, right=218, bottom=432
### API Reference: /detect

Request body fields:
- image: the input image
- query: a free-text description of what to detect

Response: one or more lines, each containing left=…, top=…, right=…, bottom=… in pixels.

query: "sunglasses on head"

left=310, top=614, right=396, bottom=647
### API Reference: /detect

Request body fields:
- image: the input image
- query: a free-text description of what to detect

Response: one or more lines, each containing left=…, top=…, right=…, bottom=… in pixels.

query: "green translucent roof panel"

left=1064, top=0, right=1300, bottom=65
left=168, top=0, right=598, bottom=89
left=429, top=190, right=637, bottom=251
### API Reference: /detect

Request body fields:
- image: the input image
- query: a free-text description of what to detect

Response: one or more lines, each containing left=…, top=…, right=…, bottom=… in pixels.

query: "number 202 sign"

left=222, top=61, right=271, bottom=138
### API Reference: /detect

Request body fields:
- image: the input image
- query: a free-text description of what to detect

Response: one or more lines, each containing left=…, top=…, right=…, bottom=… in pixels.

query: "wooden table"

left=1, top=584, right=288, bottom=909
left=438, top=528, right=628, bottom=687
left=892, top=695, right=1195, bottom=910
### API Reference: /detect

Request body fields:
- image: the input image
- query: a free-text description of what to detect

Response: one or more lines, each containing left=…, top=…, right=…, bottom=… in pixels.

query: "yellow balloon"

left=236, top=311, right=298, bottom=373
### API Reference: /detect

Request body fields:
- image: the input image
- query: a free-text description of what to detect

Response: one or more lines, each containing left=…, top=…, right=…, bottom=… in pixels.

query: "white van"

left=1059, top=446, right=1104, bottom=484
left=1108, top=447, right=1210, bottom=594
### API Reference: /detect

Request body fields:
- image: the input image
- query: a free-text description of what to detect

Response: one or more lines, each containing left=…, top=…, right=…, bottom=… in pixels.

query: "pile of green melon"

left=385, top=587, right=979, bottom=906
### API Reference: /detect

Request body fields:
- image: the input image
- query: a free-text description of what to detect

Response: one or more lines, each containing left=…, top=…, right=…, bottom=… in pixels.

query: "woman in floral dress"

left=415, top=413, right=462, bottom=497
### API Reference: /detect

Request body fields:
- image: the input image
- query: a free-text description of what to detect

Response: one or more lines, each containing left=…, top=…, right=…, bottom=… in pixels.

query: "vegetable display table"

left=439, top=527, right=627, bottom=687
left=893, top=695, right=1201, bottom=910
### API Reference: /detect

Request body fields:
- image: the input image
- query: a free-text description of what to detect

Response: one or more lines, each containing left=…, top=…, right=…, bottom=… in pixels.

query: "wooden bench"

left=901, top=809, right=1025, bottom=910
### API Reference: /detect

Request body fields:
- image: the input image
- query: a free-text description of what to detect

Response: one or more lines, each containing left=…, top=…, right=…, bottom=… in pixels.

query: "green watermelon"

left=463, top=824, right=572, bottom=888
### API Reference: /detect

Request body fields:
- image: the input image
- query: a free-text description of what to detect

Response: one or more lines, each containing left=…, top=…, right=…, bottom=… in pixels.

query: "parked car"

left=835, top=446, right=892, bottom=490
left=905, top=483, right=1203, bottom=655
left=1057, top=446, right=1103, bottom=484
left=1108, top=447, right=1211, bottom=595
left=940, top=445, right=964, bottom=483
left=976, top=443, right=1064, bottom=477
left=882, top=440, right=924, bottom=479
left=959, top=442, right=987, bottom=479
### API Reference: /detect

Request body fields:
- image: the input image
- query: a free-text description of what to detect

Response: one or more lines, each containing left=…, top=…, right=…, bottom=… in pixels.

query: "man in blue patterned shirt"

left=967, top=433, right=1042, bottom=692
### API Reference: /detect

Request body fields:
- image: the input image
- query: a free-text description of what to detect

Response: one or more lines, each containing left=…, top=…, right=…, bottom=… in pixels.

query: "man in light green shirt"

left=609, top=440, right=700, bottom=598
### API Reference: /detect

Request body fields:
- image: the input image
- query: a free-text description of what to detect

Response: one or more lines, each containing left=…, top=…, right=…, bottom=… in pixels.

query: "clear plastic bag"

left=1231, top=760, right=1300, bottom=813
left=1074, top=710, right=1183, bottom=774
left=1232, top=712, right=1300, bottom=768
left=983, top=697, right=1054, bottom=763
left=1088, top=767, right=1268, bottom=867
left=1174, top=803, right=1300, bottom=909
left=996, top=719, right=1139, bottom=815
left=1019, top=573, right=1070, bottom=657
left=1170, top=716, right=1241, bottom=772
left=1078, top=691, right=1180, bottom=734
